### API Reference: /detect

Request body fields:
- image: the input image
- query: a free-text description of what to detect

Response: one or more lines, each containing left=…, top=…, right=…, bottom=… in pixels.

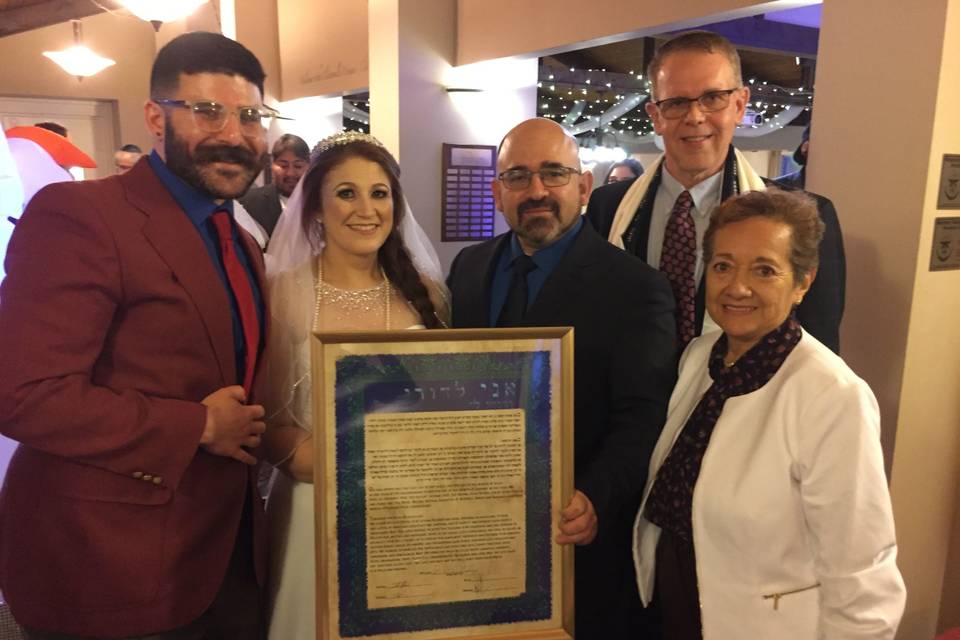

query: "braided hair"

left=298, top=140, right=443, bottom=328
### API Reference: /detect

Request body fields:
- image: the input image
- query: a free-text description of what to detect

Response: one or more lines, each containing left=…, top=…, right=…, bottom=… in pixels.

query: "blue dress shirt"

left=148, top=151, right=264, bottom=385
left=489, top=216, right=584, bottom=325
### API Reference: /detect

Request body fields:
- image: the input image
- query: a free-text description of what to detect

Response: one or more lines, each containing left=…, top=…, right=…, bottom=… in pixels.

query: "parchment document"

left=365, top=409, right=526, bottom=609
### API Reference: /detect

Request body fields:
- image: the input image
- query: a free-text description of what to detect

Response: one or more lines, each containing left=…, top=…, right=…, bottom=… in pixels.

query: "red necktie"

left=211, top=210, right=260, bottom=395
left=659, top=191, right=697, bottom=346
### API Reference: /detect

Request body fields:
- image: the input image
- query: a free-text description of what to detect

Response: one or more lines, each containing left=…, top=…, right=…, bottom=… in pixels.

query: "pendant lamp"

left=117, top=0, right=208, bottom=30
left=42, top=21, right=116, bottom=81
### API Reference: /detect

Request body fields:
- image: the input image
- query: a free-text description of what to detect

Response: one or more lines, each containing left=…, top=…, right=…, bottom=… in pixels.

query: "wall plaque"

left=442, top=144, right=497, bottom=242
left=937, top=154, right=960, bottom=210
left=930, top=217, right=960, bottom=271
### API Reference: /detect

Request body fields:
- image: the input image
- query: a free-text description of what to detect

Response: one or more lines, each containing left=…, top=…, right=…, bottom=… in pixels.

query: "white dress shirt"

left=646, top=168, right=723, bottom=284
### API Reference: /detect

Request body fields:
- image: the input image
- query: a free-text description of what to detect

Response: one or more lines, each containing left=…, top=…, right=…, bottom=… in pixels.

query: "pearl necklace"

left=313, top=257, right=391, bottom=331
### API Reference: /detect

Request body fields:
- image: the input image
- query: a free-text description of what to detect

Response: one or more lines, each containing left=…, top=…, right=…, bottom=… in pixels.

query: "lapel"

left=120, top=160, right=236, bottom=386
left=454, top=234, right=509, bottom=328
left=524, top=220, right=603, bottom=326
left=267, top=184, right=283, bottom=219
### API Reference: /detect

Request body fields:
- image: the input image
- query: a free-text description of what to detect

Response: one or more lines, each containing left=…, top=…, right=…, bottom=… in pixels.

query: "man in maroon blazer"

left=0, top=33, right=273, bottom=639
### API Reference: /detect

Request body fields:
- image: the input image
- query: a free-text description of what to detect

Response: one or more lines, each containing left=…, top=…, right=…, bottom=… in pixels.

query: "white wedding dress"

left=263, top=259, right=426, bottom=640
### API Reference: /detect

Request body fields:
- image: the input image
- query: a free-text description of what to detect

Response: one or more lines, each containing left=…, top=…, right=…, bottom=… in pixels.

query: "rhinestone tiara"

left=311, top=131, right=385, bottom=159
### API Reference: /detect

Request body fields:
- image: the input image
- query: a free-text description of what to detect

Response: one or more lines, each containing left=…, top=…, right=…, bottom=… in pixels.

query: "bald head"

left=498, top=118, right=581, bottom=172
left=492, top=117, right=592, bottom=254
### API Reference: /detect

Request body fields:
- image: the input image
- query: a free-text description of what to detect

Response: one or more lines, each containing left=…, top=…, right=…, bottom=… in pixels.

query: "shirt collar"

left=507, top=215, right=583, bottom=270
left=148, top=150, right=233, bottom=227
left=660, top=165, right=723, bottom=218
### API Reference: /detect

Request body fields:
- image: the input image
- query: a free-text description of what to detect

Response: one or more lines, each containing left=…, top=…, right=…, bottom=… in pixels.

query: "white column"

left=369, top=0, right=537, bottom=270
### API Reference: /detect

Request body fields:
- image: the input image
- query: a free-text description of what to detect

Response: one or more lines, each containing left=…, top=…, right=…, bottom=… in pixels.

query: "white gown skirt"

left=266, top=470, right=316, bottom=639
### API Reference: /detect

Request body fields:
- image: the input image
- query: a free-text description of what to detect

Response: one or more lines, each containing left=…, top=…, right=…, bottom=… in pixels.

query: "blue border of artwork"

left=332, top=351, right=553, bottom=637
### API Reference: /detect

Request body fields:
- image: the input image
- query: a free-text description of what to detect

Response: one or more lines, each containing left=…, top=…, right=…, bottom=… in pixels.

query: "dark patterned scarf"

left=644, top=315, right=802, bottom=542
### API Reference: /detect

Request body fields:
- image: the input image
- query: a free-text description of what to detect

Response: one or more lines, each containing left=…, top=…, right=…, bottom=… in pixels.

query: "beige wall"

left=0, top=11, right=157, bottom=155
left=814, top=0, right=960, bottom=637
left=235, top=0, right=282, bottom=103
left=813, top=0, right=942, bottom=464
left=456, top=0, right=773, bottom=64
left=901, top=1, right=960, bottom=632
left=279, top=0, right=368, bottom=100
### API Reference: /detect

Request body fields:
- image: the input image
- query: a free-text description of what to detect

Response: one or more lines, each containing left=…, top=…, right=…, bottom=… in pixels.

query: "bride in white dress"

left=258, top=131, right=448, bottom=639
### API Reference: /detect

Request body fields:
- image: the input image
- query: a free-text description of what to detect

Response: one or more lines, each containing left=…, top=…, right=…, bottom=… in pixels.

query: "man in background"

left=33, top=121, right=68, bottom=138
left=239, top=132, right=309, bottom=239
left=776, top=124, right=809, bottom=190
left=114, top=143, right=143, bottom=174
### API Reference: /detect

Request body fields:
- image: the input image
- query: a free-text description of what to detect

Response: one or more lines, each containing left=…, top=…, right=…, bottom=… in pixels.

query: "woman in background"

left=603, top=157, right=644, bottom=184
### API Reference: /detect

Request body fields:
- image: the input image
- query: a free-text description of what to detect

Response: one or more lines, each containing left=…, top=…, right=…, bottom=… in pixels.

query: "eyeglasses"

left=652, top=88, right=741, bottom=120
left=155, top=99, right=279, bottom=134
left=498, top=166, right=581, bottom=191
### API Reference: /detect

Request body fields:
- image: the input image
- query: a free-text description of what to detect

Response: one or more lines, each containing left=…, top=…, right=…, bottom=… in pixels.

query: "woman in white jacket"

left=634, top=189, right=905, bottom=639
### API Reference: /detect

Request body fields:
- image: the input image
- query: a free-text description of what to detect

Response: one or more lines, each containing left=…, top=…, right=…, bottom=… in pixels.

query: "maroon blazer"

left=0, top=159, right=267, bottom=637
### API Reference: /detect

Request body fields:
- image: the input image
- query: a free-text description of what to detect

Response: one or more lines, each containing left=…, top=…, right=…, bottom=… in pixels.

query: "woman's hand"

left=262, top=424, right=314, bottom=483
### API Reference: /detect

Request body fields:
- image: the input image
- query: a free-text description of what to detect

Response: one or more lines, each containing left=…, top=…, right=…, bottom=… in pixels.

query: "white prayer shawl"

left=606, top=148, right=768, bottom=249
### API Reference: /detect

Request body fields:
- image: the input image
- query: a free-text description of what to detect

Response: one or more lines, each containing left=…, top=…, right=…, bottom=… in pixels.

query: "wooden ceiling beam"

left=0, top=0, right=122, bottom=39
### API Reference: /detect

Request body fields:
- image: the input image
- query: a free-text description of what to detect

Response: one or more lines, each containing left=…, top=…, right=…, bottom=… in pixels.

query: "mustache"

left=517, top=197, right=560, bottom=217
left=193, top=144, right=261, bottom=171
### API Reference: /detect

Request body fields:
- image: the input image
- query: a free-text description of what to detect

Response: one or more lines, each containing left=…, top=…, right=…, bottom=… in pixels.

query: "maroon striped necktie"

left=211, top=210, right=259, bottom=395
left=659, top=190, right=697, bottom=345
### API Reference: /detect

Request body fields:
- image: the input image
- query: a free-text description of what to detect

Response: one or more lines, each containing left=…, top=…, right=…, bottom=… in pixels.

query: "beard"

left=164, top=121, right=263, bottom=200
left=513, top=196, right=565, bottom=248
left=275, top=174, right=300, bottom=198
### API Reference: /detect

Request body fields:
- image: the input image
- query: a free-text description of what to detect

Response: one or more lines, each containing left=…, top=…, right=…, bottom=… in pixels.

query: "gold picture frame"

left=311, top=328, right=574, bottom=640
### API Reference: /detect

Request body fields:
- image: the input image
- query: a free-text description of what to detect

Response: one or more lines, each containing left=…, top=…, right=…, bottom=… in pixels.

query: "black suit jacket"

left=238, top=184, right=283, bottom=237
left=586, top=168, right=846, bottom=353
left=447, top=221, right=677, bottom=638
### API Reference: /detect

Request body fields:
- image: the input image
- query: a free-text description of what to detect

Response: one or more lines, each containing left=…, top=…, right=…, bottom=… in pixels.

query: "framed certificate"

left=312, top=328, right=574, bottom=640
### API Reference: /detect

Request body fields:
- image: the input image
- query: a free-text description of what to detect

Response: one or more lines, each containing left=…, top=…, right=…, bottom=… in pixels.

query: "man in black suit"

left=447, top=118, right=677, bottom=639
left=587, top=31, right=845, bottom=353
left=238, top=133, right=308, bottom=238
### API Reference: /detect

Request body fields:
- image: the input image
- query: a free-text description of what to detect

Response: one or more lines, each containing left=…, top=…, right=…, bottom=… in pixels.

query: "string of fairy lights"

left=536, top=66, right=813, bottom=144
left=343, top=94, right=370, bottom=133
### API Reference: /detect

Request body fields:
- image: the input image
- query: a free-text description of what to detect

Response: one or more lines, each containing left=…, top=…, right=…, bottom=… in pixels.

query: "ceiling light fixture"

left=118, top=0, right=208, bottom=30
left=42, top=20, right=116, bottom=81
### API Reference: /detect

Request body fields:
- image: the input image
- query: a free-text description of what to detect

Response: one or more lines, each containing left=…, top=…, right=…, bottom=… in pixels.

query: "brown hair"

left=647, top=31, right=743, bottom=99
left=299, top=141, right=443, bottom=328
left=703, top=189, right=823, bottom=283
left=271, top=134, right=309, bottom=161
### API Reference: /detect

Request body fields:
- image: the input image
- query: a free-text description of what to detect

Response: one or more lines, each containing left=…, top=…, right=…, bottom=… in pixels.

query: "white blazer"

left=633, top=330, right=905, bottom=639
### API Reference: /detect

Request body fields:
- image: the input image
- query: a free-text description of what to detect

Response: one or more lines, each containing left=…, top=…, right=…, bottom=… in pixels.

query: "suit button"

left=132, top=471, right=143, bottom=479
left=142, top=474, right=153, bottom=482
left=152, top=476, right=163, bottom=486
